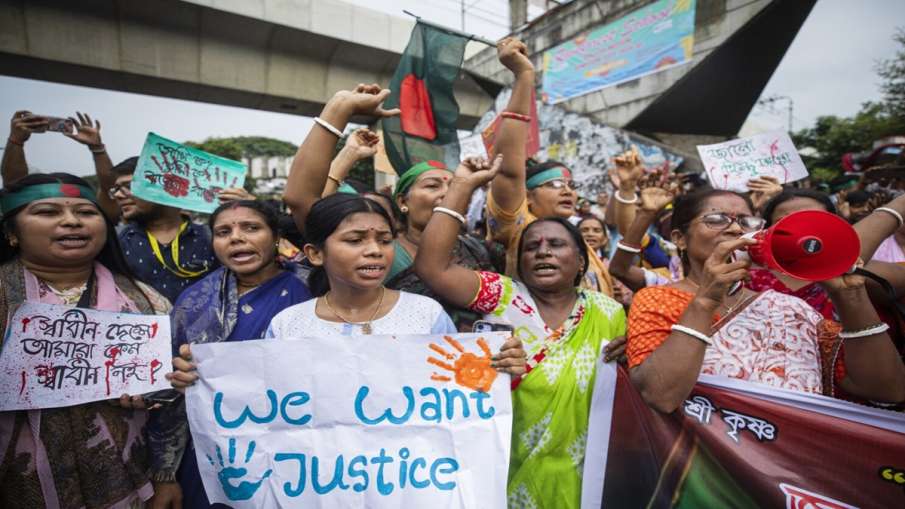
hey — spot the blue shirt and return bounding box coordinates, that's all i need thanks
[118,221,219,304]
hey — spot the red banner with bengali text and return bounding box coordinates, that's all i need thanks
[582,364,905,508]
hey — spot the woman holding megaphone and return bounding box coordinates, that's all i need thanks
[626,189,905,414]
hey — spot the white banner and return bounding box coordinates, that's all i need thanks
[0,302,172,410]
[697,131,809,192]
[186,333,513,508]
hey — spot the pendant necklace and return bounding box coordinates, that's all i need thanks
[323,287,386,334]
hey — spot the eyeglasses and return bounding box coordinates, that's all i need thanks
[108,183,132,199]
[694,213,765,232]
[539,179,577,191]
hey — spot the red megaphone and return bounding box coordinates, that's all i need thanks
[747,210,860,281]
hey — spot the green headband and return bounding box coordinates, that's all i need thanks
[0,183,97,218]
[394,160,451,198]
[337,182,359,195]
[526,167,571,189]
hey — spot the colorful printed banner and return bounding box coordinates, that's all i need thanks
[541,0,696,104]
[697,131,809,192]
[133,132,247,213]
[186,333,513,508]
[581,366,905,508]
[0,302,172,411]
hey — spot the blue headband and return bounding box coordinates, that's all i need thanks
[0,183,97,218]
[526,167,570,189]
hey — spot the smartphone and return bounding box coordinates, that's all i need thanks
[472,320,514,333]
[43,116,73,134]
[143,389,183,406]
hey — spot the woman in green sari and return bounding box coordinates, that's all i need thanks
[414,156,627,508]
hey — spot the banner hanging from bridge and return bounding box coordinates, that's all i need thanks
[541,0,697,104]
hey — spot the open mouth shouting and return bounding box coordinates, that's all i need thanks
[228,249,259,265]
[356,264,386,280]
[532,262,559,276]
[55,234,92,249]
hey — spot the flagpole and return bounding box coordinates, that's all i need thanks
[402,10,497,47]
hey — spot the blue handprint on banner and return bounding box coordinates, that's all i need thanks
[206,438,272,501]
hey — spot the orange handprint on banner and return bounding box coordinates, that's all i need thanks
[427,336,498,392]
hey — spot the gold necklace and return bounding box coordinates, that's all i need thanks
[322,287,386,334]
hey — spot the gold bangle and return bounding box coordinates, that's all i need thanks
[327,175,343,186]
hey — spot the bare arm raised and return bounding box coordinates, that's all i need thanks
[283,84,399,233]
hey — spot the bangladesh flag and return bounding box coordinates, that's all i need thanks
[382,22,469,173]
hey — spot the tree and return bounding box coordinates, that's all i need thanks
[791,28,905,182]
[877,28,905,119]
[183,136,296,161]
[184,138,243,160]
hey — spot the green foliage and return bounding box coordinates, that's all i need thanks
[877,29,905,119]
[184,136,296,161]
[791,28,905,181]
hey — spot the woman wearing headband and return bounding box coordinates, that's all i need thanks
[282,84,493,330]
[485,38,614,296]
[0,173,170,508]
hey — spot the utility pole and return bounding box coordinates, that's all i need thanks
[461,0,465,31]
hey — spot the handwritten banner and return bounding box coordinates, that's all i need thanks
[133,132,247,213]
[0,302,172,411]
[186,333,512,508]
[541,0,696,104]
[697,131,809,192]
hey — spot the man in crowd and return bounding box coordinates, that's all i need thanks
[1,111,229,303]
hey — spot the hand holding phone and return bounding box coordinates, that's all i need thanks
[44,116,74,134]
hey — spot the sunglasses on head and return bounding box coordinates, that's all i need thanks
[694,212,765,232]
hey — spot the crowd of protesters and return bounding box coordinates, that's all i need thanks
[1,37,904,509]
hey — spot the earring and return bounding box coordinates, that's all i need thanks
[400,206,409,214]
[8,237,17,247]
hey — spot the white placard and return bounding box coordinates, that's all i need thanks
[697,131,809,192]
[0,302,172,410]
[186,333,512,508]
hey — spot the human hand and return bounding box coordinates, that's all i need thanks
[64,111,103,148]
[149,481,183,509]
[9,111,49,144]
[166,344,198,393]
[612,145,644,191]
[693,237,756,309]
[342,127,379,160]
[603,336,626,363]
[497,37,534,75]
[819,258,866,295]
[218,187,255,203]
[453,154,503,190]
[492,337,526,376]
[638,167,678,213]
[747,176,782,211]
[332,83,401,118]
[109,393,148,409]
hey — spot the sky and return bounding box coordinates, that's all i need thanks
[0,0,902,177]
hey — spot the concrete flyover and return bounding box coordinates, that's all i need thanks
[465,0,817,150]
[0,0,500,128]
